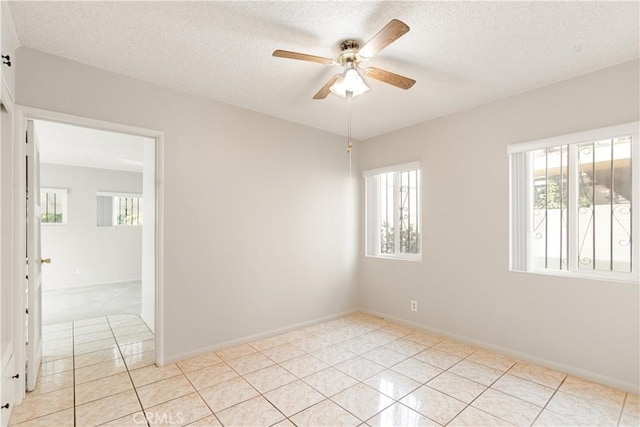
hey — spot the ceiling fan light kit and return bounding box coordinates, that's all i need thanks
[329,65,369,98]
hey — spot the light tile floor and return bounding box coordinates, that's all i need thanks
[10,312,640,427]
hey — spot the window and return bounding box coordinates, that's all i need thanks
[40,188,68,224]
[365,162,421,260]
[97,192,143,226]
[510,122,639,282]
[114,195,143,225]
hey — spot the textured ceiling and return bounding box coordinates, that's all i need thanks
[10,1,640,140]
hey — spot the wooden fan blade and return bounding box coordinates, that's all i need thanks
[313,75,341,99]
[273,50,335,65]
[358,19,410,59]
[364,67,416,90]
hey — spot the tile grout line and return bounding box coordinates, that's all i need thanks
[452,356,519,426]
[225,358,292,426]
[535,376,628,425]
[382,344,448,426]
[71,321,76,427]
[176,359,234,426]
[617,392,628,427]
[421,349,482,425]
[529,374,567,426]
[106,316,151,427]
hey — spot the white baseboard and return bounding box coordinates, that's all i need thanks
[162,309,359,365]
[43,279,141,291]
[360,308,639,393]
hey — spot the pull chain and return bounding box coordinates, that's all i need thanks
[347,90,353,176]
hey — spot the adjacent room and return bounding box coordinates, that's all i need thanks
[36,120,152,325]
[0,2,638,427]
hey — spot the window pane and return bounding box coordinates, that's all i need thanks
[578,138,632,273]
[399,169,420,254]
[379,172,394,254]
[97,195,113,226]
[40,189,66,223]
[114,195,143,226]
[612,137,632,272]
[531,145,568,270]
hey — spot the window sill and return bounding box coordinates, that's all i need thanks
[510,268,639,284]
[365,254,422,262]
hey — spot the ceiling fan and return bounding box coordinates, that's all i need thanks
[273,19,416,100]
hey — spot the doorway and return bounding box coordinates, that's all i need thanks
[35,120,152,325]
[16,109,163,398]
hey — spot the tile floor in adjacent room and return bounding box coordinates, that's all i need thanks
[9,312,640,427]
[42,281,141,325]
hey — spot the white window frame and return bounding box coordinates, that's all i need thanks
[509,122,639,283]
[97,191,143,227]
[40,188,68,225]
[364,161,422,261]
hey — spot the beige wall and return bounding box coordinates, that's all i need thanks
[357,60,640,390]
[16,47,359,361]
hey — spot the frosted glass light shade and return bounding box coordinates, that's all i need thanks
[330,68,369,97]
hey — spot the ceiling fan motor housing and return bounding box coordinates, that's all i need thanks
[338,39,361,65]
[340,39,360,51]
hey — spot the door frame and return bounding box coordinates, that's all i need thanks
[12,106,165,403]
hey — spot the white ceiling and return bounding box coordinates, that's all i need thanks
[10,2,640,140]
[35,120,146,173]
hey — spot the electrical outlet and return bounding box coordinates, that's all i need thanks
[410,300,418,312]
[75,267,81,275]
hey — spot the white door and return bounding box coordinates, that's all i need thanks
[0,92,16,424]
[25,120,42,391]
